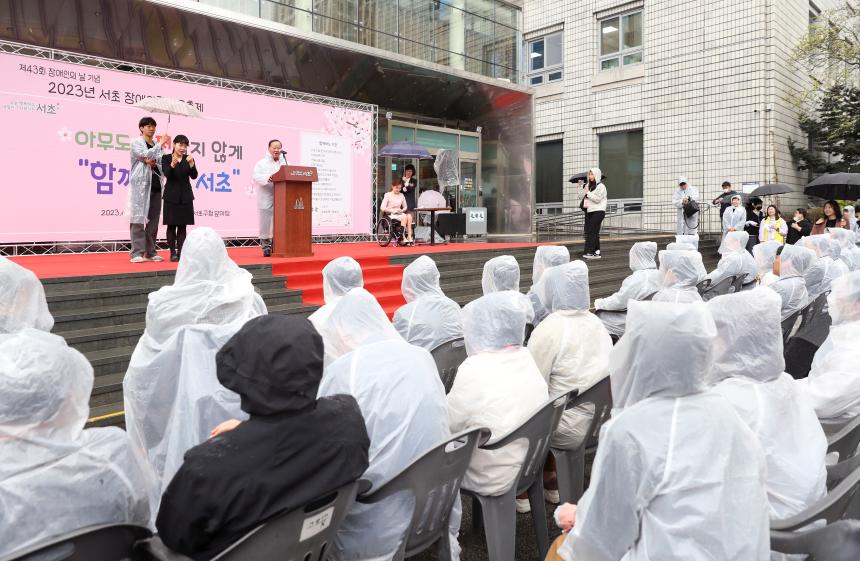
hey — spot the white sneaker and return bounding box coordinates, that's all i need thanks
[147,255,164,262]
[130,256,146,263]
[544,488,560,504]
[515,498,531,513]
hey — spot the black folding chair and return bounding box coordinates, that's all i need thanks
[430,338,467,394]
[771,519,860,561]
[785,292,832,378]
[699,275,737,301]
[828,415,860,463]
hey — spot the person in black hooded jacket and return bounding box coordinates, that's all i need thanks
[155,315,370,560]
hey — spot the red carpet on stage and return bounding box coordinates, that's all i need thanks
[10,241,538,316]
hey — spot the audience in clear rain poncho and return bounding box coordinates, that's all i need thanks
[526,245,571,326]
[156,315,370,560]
[593,242,661,338]
[480,254,535,322]
[753,240,782,287]
[316,288,459,561]
[798,235,847,301]
[706,289,827,559]
[123,227,267,502]
[705,230,757,287]
[831,228,860,271]
[551,301,770,561]
[0,257,154,558]
[652,249,706,303]
[797,271,860,423]
[768,244,814,320]
[393,256,463,351]
[528,262,611,452]
[308,256,364,332]
[447,291,548,508]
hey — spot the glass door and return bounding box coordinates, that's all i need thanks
[460,160,479,209]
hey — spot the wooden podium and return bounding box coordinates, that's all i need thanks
[271,165,317,257]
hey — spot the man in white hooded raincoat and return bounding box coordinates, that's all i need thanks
[317,288,460,561]
[393,256,463,351]
[753,240,782,287]
[528,262,611,449]
[593,242,661,338]
[252,140,286,256]
[652,249,706,303]
[308,256,364,332]
[707,289,827,557]
[556,300,770,561]
[705,231,757,286]
[796,271,860,422]
[769,244,815,320]
[672,177,700,235]
[526,245,571,325]
[0,259,155,557]
[123,227,267,500]
[447,291,549,496]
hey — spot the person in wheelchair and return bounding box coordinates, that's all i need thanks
[381,179,414,245]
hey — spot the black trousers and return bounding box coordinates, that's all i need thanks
[584,211,605,254]
[166,225,187,254]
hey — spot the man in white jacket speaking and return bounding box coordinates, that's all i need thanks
[252,140,287,257]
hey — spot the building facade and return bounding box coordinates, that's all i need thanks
[525,0,833,230]
[1,0,534,236]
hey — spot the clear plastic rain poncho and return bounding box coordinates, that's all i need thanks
[824,238,851,279]
[0,329,154,557]
[770,244,814,320]
[0,257,53,334]
[665,242,696,251]
[675,233,700,249]
[317,288,458,561]
[594,242,661,337]
[844,205,858,232]
[799,235,844,300]
[448,291,548,495]
[831,228,860,271]
[558,301,770,561]
[128,136,165,224]
[393,256,463,351]
[480,255,534,323]
[707,289,827,531]
[722,196,748,234]
[123,227,267,501]
[708,231,757,285]
[753,240,782,287]
[527,262,611,448]
[652,249,706,303]
[798,271,860,421]
[527,246,571,325]
[308,256,364,333]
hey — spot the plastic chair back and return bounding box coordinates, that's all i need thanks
[731,274,746,293]
[700,275,736,301]
[827,454,860,491]
[358,428,488,559]
[771,519,860,560]
[482,392,571,496]
[828,415,860,463]
[771,465,860,532]
[430,338,467,394]
[696,278,711,295]
[782,310,802,344]
[1,524,150,561]
[794,291,832,348]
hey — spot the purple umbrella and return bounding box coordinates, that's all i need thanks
[378,141,433,160]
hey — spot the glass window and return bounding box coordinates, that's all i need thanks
[535,141,563,204]
[416,129,458,150]
[460,135,480,153]
[464,12,494,63]
[262,1,313,31]
[599,10,643,71]
[390,125,416,143]
[598,130,643,200]
[199,0,261,17]
[493,23,518,74]
[526,31,562,85]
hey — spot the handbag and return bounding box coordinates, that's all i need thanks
[683,198,699,218]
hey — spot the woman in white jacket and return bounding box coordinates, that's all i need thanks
[448,291,548,499]
[392,256,462,351]
[707,289,827,554]
[593,241,661,337]
[579,168,607,259]
[555,301,769,561]
[797,271,860,422]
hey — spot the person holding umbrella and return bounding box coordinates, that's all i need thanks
[129,116,171,263]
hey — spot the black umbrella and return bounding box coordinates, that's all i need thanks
[750,183,793,197]
[568,171,606,183]
[804,173,860,200]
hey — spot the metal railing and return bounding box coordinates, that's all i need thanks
[534,202,719,238]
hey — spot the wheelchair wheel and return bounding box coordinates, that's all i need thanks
[376,217,392,247]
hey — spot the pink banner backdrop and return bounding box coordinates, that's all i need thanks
[0,53,373,243]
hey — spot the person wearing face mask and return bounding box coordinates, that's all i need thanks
[721,194,747,238]
[155,315,370,561]
[786,208,812,245]
[672,176,700,236]
[713,180,738,220]
[252,139,287,257]
[393,256,463,351]
[745,197,764,252]
[551,301,770,561]
[652,249,707,303]
[706,289,827,560]
[161,134,197,262]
